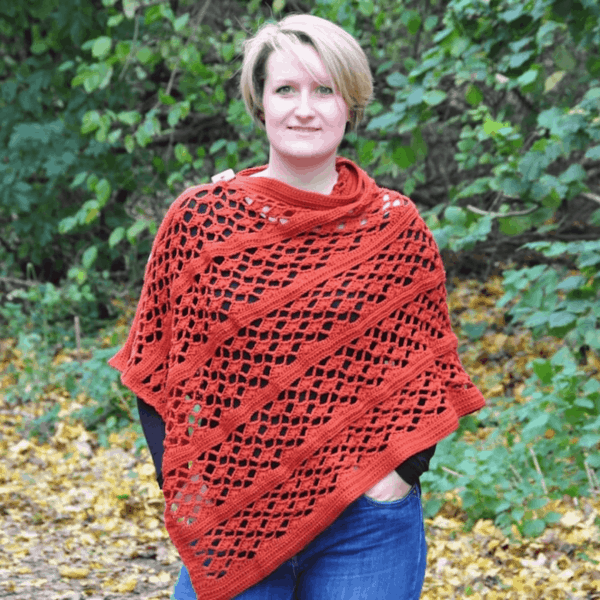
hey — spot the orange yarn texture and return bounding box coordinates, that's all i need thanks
[109,157,485,599]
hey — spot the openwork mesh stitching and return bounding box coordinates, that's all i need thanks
[110,163,485,600]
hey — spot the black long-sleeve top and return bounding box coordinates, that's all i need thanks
[137,396,436,490]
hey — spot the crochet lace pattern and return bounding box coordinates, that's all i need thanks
[109,157,485,600]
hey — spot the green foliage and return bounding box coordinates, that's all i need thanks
[3,0,600,536]
[424,238,600,538]
[424,347,600,538]
[499,240,600,351]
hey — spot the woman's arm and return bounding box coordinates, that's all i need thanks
[137,396,166,489]
[394,444,436,486]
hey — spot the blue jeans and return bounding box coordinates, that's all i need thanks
[172,482,427,600]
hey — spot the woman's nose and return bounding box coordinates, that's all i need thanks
[295,91,316,117]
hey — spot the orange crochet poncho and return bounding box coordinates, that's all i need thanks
[109,157,485,599]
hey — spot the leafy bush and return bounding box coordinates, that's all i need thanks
[499,240,600,354]
[424,346,599,538]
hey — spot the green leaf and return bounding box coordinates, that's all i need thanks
[498,215,532,236]
[465,84,483,106]
[81,110,101,134]
[548,311,577,328]
[366,112,403,131]
[556,275,585,291]
[82,246,98,269]
[209,139,227,154]
[127,219,150,243]
[482,118,504,136]
[522,519,546,538]
[71,172,88,188]
[222,43,235,63]
[583,87,600,101]
[538,107,563,130]
[175,143,192,164]
[272,0,285,12]
[517,69,538,86]
[159,89,176,105]
[559,164,586,184]
[500,7,523,22]
[92,36,112,59]
[174,13,190,31]
[544,71,565,92]
[457,177,490,198]
[58,216,78,234]
[109,226,125,248]
[585,145,600,160]
[423,90,446,106]
[509,51,532,69]
[462,322,487,341]
[107,14,124,27]
[423,15,438,32]
[124,134,135,153]
[118,111,141,126]
[358,0,375,15]
[444,206,467,226]
[403,12,422,35]
[95,179,111,206]
[533,360,553,384]
[554,47,576,71]
[578,434,600,448]
[136,47,154,64]
[406,86,424,106]
[391,146,415,168]
[386,72,408,87]
[518,152,544,181]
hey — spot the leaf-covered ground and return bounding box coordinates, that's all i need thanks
[1,277,599,599]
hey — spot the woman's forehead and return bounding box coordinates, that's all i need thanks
[266,46,331,82]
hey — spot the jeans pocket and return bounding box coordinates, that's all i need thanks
[362,482,417,507]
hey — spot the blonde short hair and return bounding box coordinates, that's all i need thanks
[240,14,373,133]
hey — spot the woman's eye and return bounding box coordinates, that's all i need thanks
[276,85,292,93]
[318,86,333,94]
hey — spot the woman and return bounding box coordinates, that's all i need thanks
[109,13,485,600]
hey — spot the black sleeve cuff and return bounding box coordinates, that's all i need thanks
[136,396,166,489]
[394,444,437,486]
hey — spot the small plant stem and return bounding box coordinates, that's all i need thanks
[509,463,523,482]
[442,466,463,477]
[74,316,82,365]
[584,458,599,498]
[116,391,134,421]
[528,447,548,496]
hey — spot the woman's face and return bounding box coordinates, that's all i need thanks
[261,44,349,168]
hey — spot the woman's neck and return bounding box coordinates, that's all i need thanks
[249,155,339,195]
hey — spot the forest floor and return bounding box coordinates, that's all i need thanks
[1,276,599,600]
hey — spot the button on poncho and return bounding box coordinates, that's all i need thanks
[109,157,485,600]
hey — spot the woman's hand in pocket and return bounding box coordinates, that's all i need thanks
[364,470,412,502]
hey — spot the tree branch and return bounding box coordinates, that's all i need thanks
[466,205,538,218]
[118,13,141,82]
[582,192,600,205]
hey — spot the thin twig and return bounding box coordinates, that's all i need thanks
[119,13,141,82]
[584,458,600,497]
[74,316,82,365]
[582,192,600,205]
[0,276,37,287]
[509,463,523,483]
[466,205,538,218]
[442,466,463,477]
[134,0,170,11]
[156,0,212,108]
[528,447,548,496]
[115,391,135,421]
